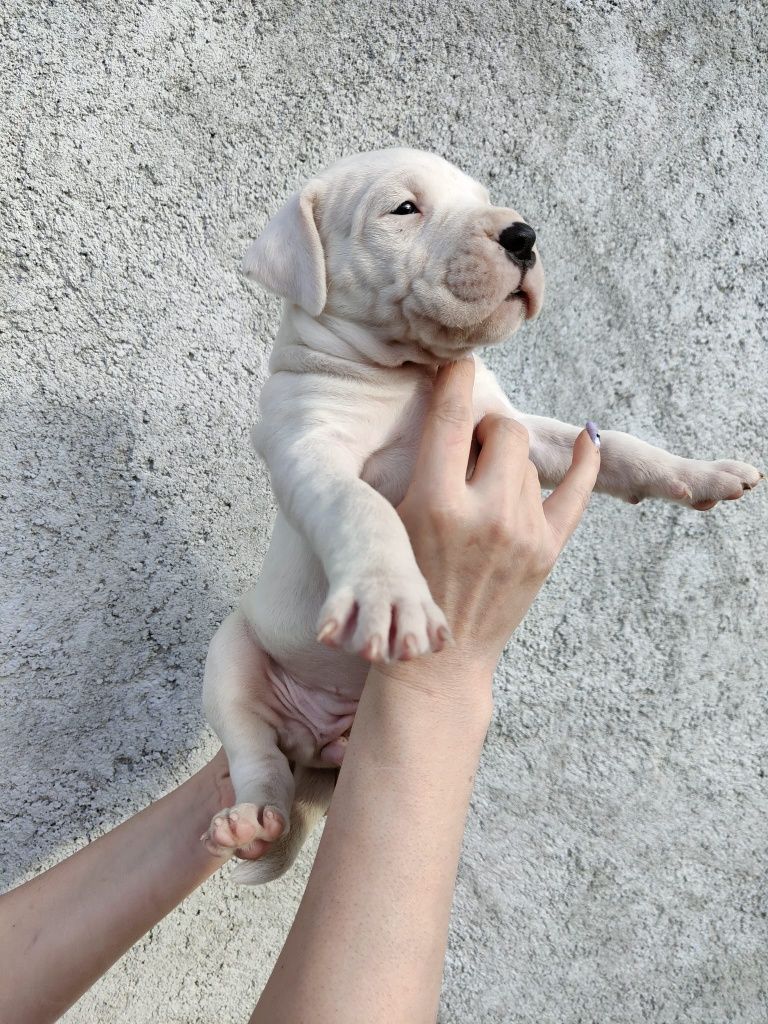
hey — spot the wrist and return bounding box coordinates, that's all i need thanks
[347,661,492,803]
[367,648,496,725]
[192,749,236,819]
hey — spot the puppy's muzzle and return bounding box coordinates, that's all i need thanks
[499,222,537,268]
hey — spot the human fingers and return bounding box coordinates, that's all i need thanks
[470,414,531,495]
[409,358,476,495]
[541,424,601,548]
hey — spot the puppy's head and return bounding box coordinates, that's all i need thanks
[244,148,544,361]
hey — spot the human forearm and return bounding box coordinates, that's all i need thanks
[252,362,599,1023]
[251,658,493,1024]
[0,753,231,1024]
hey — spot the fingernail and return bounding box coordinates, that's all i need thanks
[586,421,601,448]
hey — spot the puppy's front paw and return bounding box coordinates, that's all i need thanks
[202,802,287,858]
[629,457,763,510]
[316,572,451,662]
[708,459,763,493]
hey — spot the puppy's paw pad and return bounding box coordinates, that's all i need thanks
[202,802,287,857]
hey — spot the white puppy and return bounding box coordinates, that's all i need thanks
[202,148,761,884]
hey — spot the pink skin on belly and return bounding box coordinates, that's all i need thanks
[266,659,358,768]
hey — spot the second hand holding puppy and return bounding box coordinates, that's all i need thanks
[249,360,601,1024]
[387,356,602,703]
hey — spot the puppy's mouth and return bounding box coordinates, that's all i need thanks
[504,287,530,318]
[503,268,543,321]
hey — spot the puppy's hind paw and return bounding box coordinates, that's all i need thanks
[202,802,287,859]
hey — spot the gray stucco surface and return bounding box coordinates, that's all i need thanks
[2,1,766,1021]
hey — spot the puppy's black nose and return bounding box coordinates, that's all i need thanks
[499,222,537,263]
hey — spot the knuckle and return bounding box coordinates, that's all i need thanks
[516,533,540,561]
[478,509,555,578]
[434,399,471,428]
[489,415,529,445]
[426,501,460,534]
[536,544,557,573]
[426,505,449,532]
[524,551,552,582]
[484,512,515,547]
[572,483,592,515]
[517,529,551,573]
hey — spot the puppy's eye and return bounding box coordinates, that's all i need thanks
[390,201,420,215]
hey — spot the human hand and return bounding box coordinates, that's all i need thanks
[391,358,601,693]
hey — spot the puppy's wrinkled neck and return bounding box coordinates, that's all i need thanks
[268,305,438,377]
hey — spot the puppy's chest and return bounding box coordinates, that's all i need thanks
[361,438,421,505]
[360,391,428,505]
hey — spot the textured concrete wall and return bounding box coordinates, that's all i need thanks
[2,2,766,1021]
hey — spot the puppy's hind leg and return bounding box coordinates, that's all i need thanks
[202,611,295,866]
[232,763,337,885]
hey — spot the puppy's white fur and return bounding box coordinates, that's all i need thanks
[202,148,761,883]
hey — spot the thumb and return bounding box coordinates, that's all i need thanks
[541,423,601,547]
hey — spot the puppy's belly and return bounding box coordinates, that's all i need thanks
[265,658,358,765]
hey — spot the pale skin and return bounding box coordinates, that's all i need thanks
[0,359,601,1024]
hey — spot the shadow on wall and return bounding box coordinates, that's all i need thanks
[0,390,238,890]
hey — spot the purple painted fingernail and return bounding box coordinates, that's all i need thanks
[586,421,601,448]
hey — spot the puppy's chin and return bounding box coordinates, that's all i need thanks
[416,295,530,362]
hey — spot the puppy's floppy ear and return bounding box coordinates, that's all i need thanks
[242,179,326,316]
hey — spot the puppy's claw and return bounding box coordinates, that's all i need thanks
[437,625,453,645]
[322,578,448,661]
[261,806,288,840]
[363,634,383,661]
[317,620,339,644]
[678,483,693,502]
[401,633,418,660]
